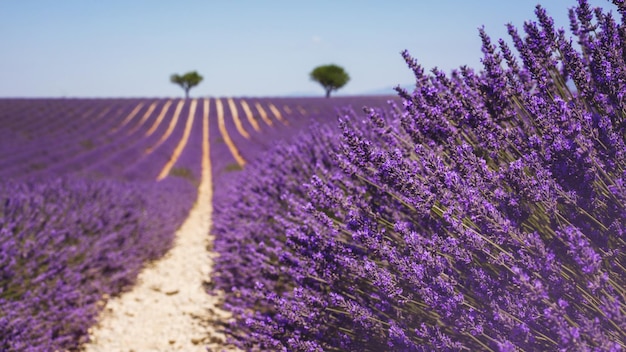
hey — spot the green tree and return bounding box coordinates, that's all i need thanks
[170,71,203,99]
[310,64,350,98]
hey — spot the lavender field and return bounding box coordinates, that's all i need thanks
[0,95,392,350]
[2,0,626,351]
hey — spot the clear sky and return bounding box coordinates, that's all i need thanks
[0,0,613,98]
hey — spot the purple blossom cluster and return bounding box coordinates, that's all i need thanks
[210,1,626,350]
[0,176,194,351]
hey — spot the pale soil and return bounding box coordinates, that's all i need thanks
[157,100,198,180]
[226,98,250,139]
[83,185,236,352]
[83,106,239,352]
[215,98,246,167]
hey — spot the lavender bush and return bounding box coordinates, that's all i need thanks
[0,176,194,351]
[211,1,626,350]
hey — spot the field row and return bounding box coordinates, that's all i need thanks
[0,96,393,184]
[0,98,284,182]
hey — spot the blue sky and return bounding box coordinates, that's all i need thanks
[0,0,613,98]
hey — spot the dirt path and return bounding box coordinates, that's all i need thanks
[215,98,246,167]
[84,101,236,352]
[157,99,198,180]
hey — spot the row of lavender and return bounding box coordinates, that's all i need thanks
[210,1,626,350]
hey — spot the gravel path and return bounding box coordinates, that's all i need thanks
[84,108,237,352]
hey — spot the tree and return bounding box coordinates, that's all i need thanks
[170,71,203,99]
[310,64,350,98]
